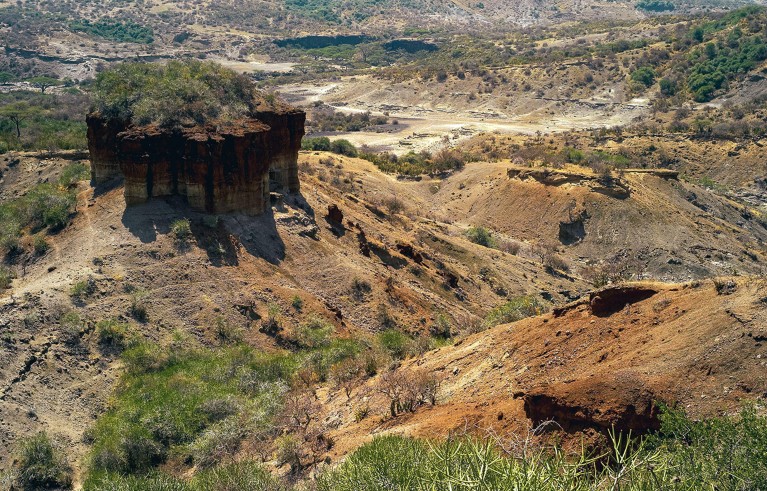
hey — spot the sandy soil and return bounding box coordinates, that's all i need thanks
[279,77,650,155]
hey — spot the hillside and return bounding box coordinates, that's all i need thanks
[1,147,765,484]
[322,277,767,456]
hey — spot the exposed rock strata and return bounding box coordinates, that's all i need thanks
[87,109,305,215]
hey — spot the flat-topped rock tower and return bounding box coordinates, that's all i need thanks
[86,60,305,215]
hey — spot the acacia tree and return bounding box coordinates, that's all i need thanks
[27,76,61,94]
[0,102,34,139]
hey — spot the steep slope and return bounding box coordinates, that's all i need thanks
[1,150,765,475]
[323,278,767,456]
[0,151,582,471]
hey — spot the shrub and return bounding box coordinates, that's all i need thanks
[0,266,13,289]
[59,162,90,188]
[170,218,192,248]
[465,226,496,248]
[301,136,331,151]
[329,139,358,157]
[485,295,545,327]
[92,60,274,128]
[631,66,656,87]
[429,313,452,339]
[129,289,149,322]
[86,347,297,481]
[14,432,72,491]
[59,311,84,347]
[96,319,131,352]
[32,234,49,255]
[70,280,91,300]
[295,316,333,349]
[190,418,244,469]
[291,295,303,311]
[351,277,372,301]
[377,329,411,360]
[214,317,242,344]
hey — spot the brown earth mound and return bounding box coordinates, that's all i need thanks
[324,279,767,455]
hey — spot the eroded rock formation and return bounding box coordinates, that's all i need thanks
[87,108,305,215]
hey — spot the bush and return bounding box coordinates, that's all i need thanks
[465,226,496,248]
[301,136,331,151]
[377,329,411,360]
[631,66,656,87]
[33,234,49,255]
[129,289,149,322]
[70,279,92,300]
[295,316,333,349]
[0,266,13,289]
[351,277,372,301]
[96,319,131,352]
[93,60,275,128]
[14,432,72,490]
[329,139,358,157]
[170,219,192,247]
[86,347,297,480]
[59,162,90,188]
[485,295,545,327]
[291,295,303,311]
[70,18,154,44]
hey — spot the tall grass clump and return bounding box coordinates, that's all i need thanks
[484,295,545,327]
[13,432,73,491]
[317,405,767,491]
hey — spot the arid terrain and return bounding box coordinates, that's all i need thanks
[1,0,767,489]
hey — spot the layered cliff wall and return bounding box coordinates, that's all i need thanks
[87,109,305,215]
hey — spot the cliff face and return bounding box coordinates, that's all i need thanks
[87,109,306,215]
[86,114,126,184]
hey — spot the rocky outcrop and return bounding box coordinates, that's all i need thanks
[507,166,630,199]
[523,382,661,433]
[87,108,305,215]
[589,285,658,316]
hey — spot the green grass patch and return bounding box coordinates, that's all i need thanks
[485,295,545,327]
[85,345,297,480]
[317,405,767,490]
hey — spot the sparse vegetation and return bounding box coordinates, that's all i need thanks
[0,165,83,258]
[0,266,13,289]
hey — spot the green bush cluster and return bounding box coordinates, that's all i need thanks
[687,33,767,102]
[361,148,469,176]
[92,60,273,127]
[636,0,674,12]
[70,18,154,44]
[0,91,88,153]
[485,295,545,327]
[465,226,496,248]
[308,105,387,132]
[85,345,296,481]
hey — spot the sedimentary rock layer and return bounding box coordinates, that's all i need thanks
[87,109,306,215]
